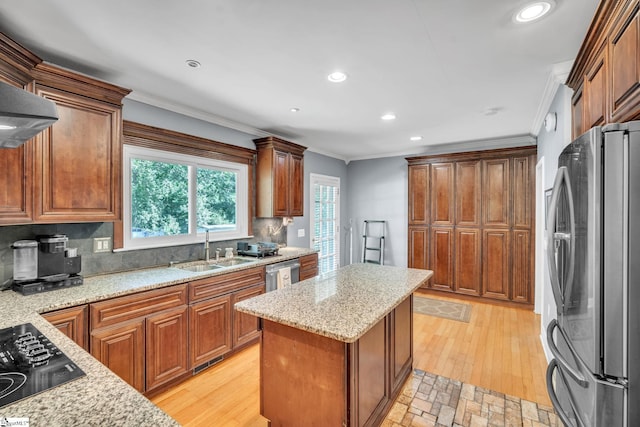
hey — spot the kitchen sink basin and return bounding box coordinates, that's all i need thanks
[178,264,225,272]
[173,257,257,272]
[215,258,256,267]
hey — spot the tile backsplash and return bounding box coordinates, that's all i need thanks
[0,218,287,283]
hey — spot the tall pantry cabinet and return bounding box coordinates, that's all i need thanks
[407,146,536,305]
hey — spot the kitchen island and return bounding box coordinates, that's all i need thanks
[235,263,432,427]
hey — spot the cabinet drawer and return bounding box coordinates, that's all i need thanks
[189,266,265,303]
[299,253,318,281]
[91,284,188,329]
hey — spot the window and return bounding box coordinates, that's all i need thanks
[122,145,248,250]
[310,174,340,274]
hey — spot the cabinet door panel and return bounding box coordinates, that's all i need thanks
[355,318,388,426]
[391,297,412,393]
[146,306,189,391]
[430,227,454,291]
[408,226,429,271]
[572,88,584,138]
[190,294,232,367]
[482,230,510,300]
[611,7,640,122]
[273,150,289,217]
[289,153,304,216]
[91,320,145,392]
[408,164,429,225]
[512,156,533,228]
[512,230,532,303]
[483,159,510,227]
[34,86,121,222]
[431,163,454,225]
[584,44,607,129]
[455,161,481,226]
[455,228,481,296]
[299,253,319,281]
[232,285,265,349]
[42,305,88,351]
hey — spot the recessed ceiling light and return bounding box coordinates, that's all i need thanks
[514,1,554,23]
[410,136,423,141]
[185,59,201,68]
[327,71,348,83]
[0,124,17,130]
[483,107,501,116]
[290,107,300,113]
[381,113,396,121]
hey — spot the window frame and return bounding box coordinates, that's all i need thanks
[121,144,249,251]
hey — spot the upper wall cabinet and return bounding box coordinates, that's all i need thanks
[568,0,640,136]
[0,33,130,225]
[31,64,130,223]
[254,136,306,218]
[0,34,39,225]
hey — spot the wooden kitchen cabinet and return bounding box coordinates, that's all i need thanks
[254,136,306,217]
[408,164,429,225]
[188,266,265,369]
[190,294,232,367]
[0,34,38,225]
[232,284,265,348]
[146,305,189,391]
[31,63,130,223]
[90,284,189,394]
[299,252,319,281]
[407,147,536,306]
[42,305,89,351]
[568,0,640,136]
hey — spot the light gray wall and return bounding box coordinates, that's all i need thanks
[345,156,408,267]
[286,151,349,265]
[536,84,573,360]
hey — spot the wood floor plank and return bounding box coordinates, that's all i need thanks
[152,291,552,425]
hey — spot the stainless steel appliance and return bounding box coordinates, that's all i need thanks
[0,323,85,408]
[265,259,300,292]
[11,234,83,295]
[545,121,639,426]
[237,241,280,258]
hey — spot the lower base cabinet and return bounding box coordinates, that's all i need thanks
[146,306,190,391]
[299,253,319,280]
[190,294,232,367]
[42,305,89,351]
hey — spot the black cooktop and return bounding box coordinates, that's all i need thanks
[0,323,85,408]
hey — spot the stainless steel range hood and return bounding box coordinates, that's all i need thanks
[0,81,58,148]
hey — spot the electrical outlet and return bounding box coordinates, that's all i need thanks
[297,228,305,238]
[93,237,112,253]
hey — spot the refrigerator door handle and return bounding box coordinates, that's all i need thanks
[546,319,589,387]
[546,166,576,311]
[547,359,587,427]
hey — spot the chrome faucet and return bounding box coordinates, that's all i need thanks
[204,230,210,261]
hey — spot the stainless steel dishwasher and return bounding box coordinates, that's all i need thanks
[265,259,300,292]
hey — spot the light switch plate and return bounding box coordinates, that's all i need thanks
[297,229,305,237]
[93,237,112,253]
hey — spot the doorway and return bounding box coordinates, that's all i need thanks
[310,174,340,274]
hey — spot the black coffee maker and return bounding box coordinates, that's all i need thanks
[12,234,83,295]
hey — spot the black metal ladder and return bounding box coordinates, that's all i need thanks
[361,220,385,265]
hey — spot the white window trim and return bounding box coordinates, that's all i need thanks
[121,144,249,251]
[310,173,341,274]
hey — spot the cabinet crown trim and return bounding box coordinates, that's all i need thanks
[406,145,537,165]
[253,136,307,156]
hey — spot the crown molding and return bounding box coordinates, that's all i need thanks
[530,60,573,136]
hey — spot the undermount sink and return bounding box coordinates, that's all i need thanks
[173,257,257,272]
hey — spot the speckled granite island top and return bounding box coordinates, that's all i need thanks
[0,246,316,426]
[234,263,433,343]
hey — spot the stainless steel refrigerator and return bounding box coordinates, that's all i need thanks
[546,121,639,426]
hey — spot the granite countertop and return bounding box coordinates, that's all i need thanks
[235,263,433,343]
[0,246,316,425]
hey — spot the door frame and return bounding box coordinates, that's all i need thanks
[309,173,341,274]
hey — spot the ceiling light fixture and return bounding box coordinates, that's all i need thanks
[327,71,348,83]
[290,107,300,113]
[514,1,554,23]
[185,59,201,68]
[381,113,396,121]
[410,136,423,141]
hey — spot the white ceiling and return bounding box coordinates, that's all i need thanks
[0,0,598,161]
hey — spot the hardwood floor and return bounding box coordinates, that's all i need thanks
[151,291,551,425]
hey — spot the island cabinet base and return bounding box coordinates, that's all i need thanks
[261,296,413,427]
